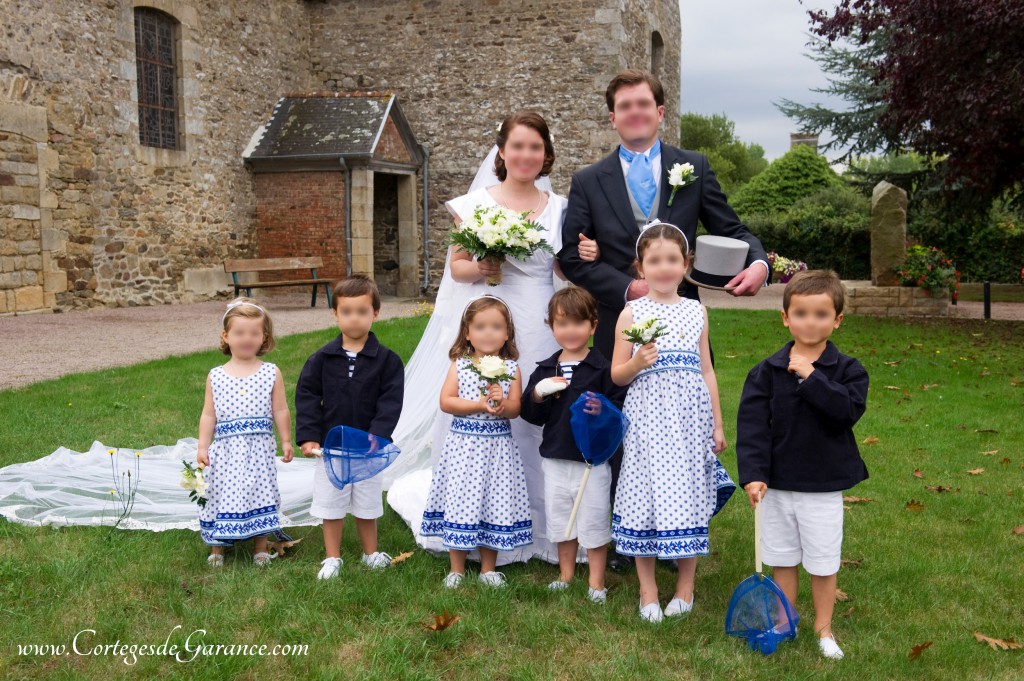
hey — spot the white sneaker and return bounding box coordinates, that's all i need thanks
[443,571,464,589]
[361,552,392,570]
[207,554,224,568]
[478,571,507,587]
[588,587,607,604]
[819,635,844,660]
[664,595,694,617]
[317,557,342,580]
[639,601,664,623]
[548,580,570,591]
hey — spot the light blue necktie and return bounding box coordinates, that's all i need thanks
[619,140,660,218]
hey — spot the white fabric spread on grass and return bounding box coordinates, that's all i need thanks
[0,439,320,530]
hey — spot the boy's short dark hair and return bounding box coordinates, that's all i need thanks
[546,286,599,326]
[783,269,845,315]
[332,274,381,312]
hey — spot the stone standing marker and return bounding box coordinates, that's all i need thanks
[870,181,908,286]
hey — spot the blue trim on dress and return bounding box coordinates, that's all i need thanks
[420,511,533,550]
[635,350,702,378]
[610,515,711,558]
[449,416,512,437]
[200,503,282,544]
[214,416,274,440]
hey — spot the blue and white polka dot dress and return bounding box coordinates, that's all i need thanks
[420,357,533,551]
[612,297,736,559]
[199,362,283,546]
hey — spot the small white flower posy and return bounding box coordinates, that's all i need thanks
[667,162,698,206]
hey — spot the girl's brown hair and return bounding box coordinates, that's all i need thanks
[220,297,275,356]
[448,296,519,360]
[634,223,691,272]
[494,111,555,182]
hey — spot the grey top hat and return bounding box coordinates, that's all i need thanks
[685,235,750,291]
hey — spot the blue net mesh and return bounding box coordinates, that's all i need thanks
[569,392,629,466]
[725,573,799,654]
[320,426,401,490]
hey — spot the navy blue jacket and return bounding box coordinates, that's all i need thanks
[558,144,768,358]
[736,340,869,493]
[520,348,627,463]
[295,332,404,445]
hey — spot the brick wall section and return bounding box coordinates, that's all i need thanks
[254,172,347,283]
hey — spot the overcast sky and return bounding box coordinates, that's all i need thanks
[679,0,844,160]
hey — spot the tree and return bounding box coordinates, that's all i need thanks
[729,144,842,217]
[782,0,1024,202]
[679,112,768,194]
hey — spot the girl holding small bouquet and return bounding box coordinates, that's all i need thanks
[197,298,294,567]
[610,222,736,622]
[420,295,532,588]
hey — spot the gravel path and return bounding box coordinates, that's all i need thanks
[1,284,1019,391]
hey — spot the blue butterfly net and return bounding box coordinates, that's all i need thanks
[321,426,401,490]
[725,573,800,654]
[569,392,629,466]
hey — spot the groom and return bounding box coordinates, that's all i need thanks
[559,69,769,360]
[559,69,769,572]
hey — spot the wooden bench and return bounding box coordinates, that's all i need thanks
[223,257,333,308]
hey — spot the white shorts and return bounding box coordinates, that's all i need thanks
[542,457,612,549]
[761,489,844,576]
[310,457,383,520]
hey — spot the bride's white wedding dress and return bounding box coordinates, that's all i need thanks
[385,184,567,565]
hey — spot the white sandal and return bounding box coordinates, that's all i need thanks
[207,554,225,568]
[253,552,273,567]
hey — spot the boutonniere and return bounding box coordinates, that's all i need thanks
[667,162,698,206]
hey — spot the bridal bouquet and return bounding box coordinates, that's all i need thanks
[446,205,553,285]
[466,355,515,405]
[623,317,669,345]
[180,460,209,508]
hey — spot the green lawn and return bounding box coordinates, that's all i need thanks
[1,311,1022,680]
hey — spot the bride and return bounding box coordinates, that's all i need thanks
[384,111,598,565]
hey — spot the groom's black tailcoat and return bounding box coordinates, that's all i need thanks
[558,145,768,360]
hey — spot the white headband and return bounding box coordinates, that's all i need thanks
[635,219,690,258]
[463,293,510,314]
[222,301,268,324]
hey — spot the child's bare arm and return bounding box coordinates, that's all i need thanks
[197,375,216,466]
[271,366,294,462]
[439,362,491,416]
[500,367,523,419]
[699,306,726,453]
[611,306,655,386]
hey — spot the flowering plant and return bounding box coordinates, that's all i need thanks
[667,162,698,206]
[180,460,209,508]
[897,244,960,301]
[623,317,669,345]
[766,252,809,283]
[446,205,553,285]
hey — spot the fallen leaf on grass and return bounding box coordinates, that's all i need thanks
[267,537,303,558]
[967,468,985,475]
[389,551,415,565]
[884,385,902,390]
[973,632,1022,651]
[913,469,924,478]
[422,610,461,632]
[835,589,850,602]
[883,360,901,367]
[906,499,926,512]
[841,558,863,568]
[920,383,939,391]
[925,485,959,493]
[862,436,880,445]
[840,606,855,618]
[975,428,999,434]
[1010,377,1023,387]
[181,581,193,596]
[1000,458,1011,465]
[909,641,933,660]
[843,495,874,503]
[980,450,999,456]
[1012,525,1024,536]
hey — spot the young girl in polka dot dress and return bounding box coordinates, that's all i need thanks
[197,298,294,567]
[610,222,736,622]
[421,295,532,588]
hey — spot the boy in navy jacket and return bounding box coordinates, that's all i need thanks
[737,269,869,660]
[296,275,404,580]
[521,287,627,604]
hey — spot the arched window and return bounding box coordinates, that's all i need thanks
[651,30,665,78]
[134,7,180,149]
